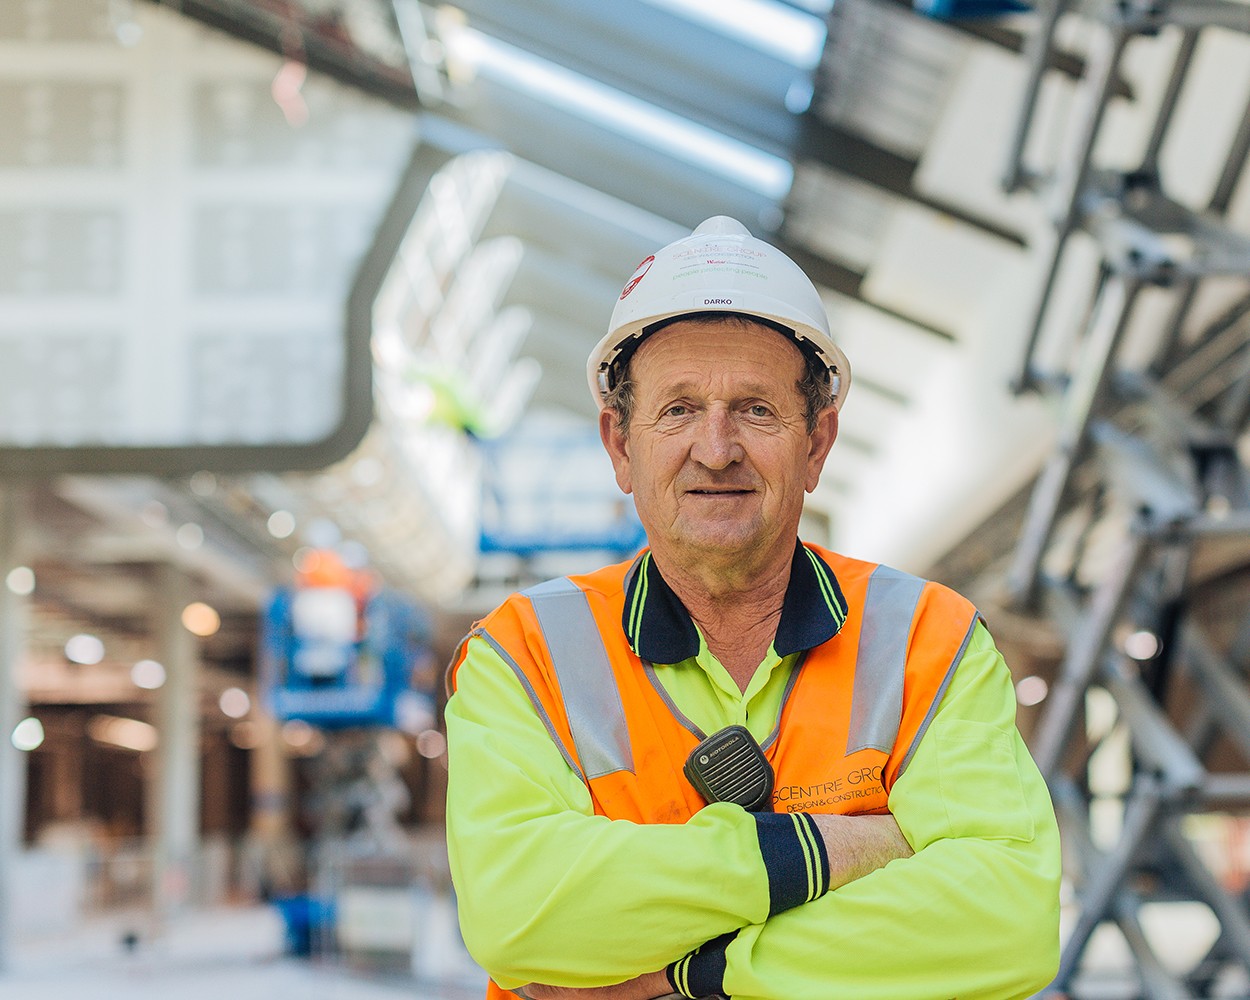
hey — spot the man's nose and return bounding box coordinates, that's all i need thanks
[691,409,744,469]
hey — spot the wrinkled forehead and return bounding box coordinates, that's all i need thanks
[632,315,807,377]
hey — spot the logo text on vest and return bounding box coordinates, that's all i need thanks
[772,765,884,812]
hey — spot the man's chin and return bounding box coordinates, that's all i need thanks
[672,520,767,558]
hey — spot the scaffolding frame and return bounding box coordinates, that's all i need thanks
[998,0,1250,993]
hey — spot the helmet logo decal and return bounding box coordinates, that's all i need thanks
[619,255,655,300]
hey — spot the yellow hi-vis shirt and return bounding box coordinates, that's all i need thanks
[446,617,1060,1000]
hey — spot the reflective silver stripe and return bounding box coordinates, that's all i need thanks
[846,566,925,755]
[525,577,634,779]
[478,630,585,784]
[897,614,981,778]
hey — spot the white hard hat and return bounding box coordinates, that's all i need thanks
[587,216,851,410]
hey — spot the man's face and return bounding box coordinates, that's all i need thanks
[600,319,838,571]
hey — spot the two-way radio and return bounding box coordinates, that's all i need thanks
[682,724,774,812]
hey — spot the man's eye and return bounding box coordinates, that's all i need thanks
[664,405,688,417]
[749,405,772,417]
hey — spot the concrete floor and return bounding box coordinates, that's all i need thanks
[6,896,1250,999]
[0,902,488,1000]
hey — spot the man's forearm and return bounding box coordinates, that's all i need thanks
[810,811,914,887]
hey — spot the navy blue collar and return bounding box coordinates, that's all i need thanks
[621,542,849,665]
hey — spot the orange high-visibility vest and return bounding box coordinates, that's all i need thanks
[449,544,979,999]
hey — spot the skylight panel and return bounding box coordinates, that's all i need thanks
[448,29,794,199]
[640,0,828,68]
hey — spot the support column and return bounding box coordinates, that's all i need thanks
[247,709,299,898]
[0,487,29,973]
[47,743,83,823]
[148,562,200,920]
[249,713,289,841]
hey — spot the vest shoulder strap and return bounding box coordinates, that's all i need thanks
[844,562,979,781]
[847,564,926,754]
[522,577,634,779]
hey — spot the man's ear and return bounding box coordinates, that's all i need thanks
[600,407,633,495]
[805,406,839,493]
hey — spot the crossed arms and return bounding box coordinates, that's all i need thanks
[445,624,1061,1000]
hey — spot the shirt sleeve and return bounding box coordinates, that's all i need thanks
[716,622,1062,1000]
[444,634,827,991]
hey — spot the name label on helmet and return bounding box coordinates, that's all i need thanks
[704,298,733,305]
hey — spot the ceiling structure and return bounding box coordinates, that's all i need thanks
[141,0,1065,577]
[3,0,1250,698]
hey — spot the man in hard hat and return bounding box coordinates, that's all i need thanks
[444,218,1061,999]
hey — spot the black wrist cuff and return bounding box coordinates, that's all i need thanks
[754,812,830,915]
[666,931,735,998]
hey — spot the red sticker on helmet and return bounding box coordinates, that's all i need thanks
[619,255,655,300]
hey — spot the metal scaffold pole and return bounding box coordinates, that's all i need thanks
[999,0,1250,992]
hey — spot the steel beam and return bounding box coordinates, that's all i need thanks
[879,0,1134,102]
[794,120,1027,247]
[1051,777,1167,991]
[1180,624,1250,763]
[1029,533,1149,776]
[778,242,958,342]
[1008,272,1143,602]
[1164,819,1250,972]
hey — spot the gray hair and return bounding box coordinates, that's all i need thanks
[603,314,834,434]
